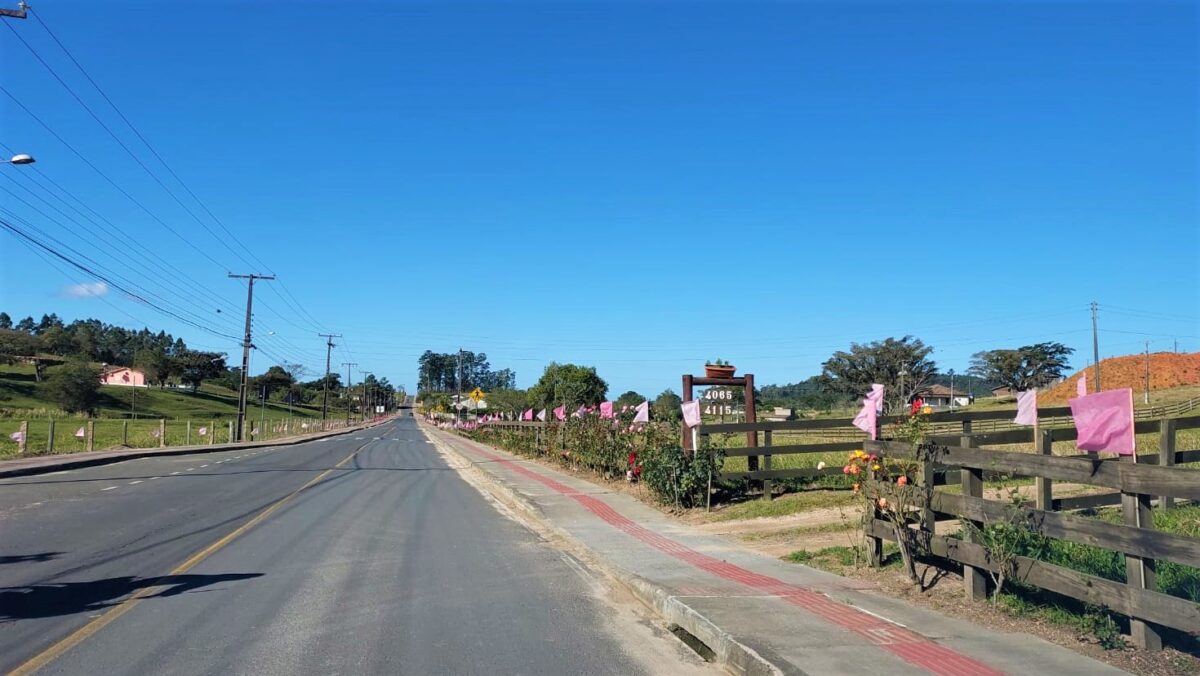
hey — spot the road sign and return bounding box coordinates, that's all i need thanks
[469,387,486,402]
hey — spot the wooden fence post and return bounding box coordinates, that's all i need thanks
[1121,453,1162,650]
[228,420,234,443]
[209,420,215,445]
[186,420,192,445]
[960,435,987,602]
[762,429,773,501]
[17,421,27,454]
[47,419,55,453]
[1159,419,1175,510]
[1035,429,1053,511]
[159,419,166,448]
[122,420,129,447]
[86,420,95,451]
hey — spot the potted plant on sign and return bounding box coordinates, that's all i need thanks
[704,359,736,379]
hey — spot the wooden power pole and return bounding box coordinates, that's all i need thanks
[229,273,274,442]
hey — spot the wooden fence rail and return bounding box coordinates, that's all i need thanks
[862,416,1200,650]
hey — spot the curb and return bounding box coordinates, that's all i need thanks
[421,422,786,676]
[0,418,396,479]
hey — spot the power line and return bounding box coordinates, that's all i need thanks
[2,19,260,271]
[0,215,241,341]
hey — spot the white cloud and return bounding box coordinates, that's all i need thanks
[63,281,109,298]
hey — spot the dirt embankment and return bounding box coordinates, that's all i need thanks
[1040,352,1200,404]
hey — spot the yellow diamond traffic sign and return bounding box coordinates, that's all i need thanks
[469,387,486,402]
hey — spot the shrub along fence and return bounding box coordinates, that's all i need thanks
[465,417,721,508]
[861,415,1200,651]
[1,416,355,459]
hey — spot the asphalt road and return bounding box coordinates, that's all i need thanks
[0,415,706,675]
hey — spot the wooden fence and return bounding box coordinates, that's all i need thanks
[861,415,1200,650]
[699,403,1200,499]
[1,416,357,457]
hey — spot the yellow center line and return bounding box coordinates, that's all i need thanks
[8,442,371,676]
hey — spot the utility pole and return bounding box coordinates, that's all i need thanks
[1144,341,1151,405]
[0,1,29,20]
[1090,301,1101,393]
[342,362,357,425]
[319,333,341,427]
[229,273,274,441]
[457,348,464,422]
[362,372,374,421]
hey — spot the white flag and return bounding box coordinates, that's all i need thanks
[74,426,86,439]
[681,400,701,428]
[632,400,649,423]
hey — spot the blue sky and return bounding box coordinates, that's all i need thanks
[1,1,1196,396]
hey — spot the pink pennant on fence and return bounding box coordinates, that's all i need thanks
[74,426,86,439]
[681,400,701,428]
[554,406,566,421]
[599,401,614,419]
[1013,389,1038,426]
[632,400,649,423]
[198,426,208,436]
[536,408,547,421]
[1070,388,1135,455]
[573,405,587,418]
[852,384,884,440]
[1077,372,1087,397]
[151,429,161,438]
[9,431,24,443]
[522,408,533,421]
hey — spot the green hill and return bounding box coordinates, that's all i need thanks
[0,363,324,421]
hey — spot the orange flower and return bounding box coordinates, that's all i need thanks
[848,464,861,476]
[896,475,908,486]
[877,497,888,509]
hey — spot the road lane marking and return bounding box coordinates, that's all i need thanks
[9,441,372,676]
[101,486,117,491]
[148,477,160,480]
[128,481,142,485]
[169,472,180,475]
[199,464,208,468]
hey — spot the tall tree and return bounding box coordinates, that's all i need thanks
[527,363,608,409]
[820,336,937,414]
[133,347,172,387]
[652,389,682,422]
[174,350,226,392]
[615,390,645,408]
[41,360,101,414]
[968,343,1074,392]
[0,312,11,330]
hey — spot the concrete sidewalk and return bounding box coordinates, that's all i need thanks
[424,424,1125,676]
[0,417,394,478]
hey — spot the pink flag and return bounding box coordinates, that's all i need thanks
[681,400,701,428]
[1014,389,1038,426]
[523,408,534,421]
[1070,388,1135,455]
[151,429,161,438]
[74,426,86,439]
[9,431,23,443]
[198,426,208,436]
[554,406,566,421]
[867,383,885,413]
[852,384,884,440]
[1077,372,1087,397]
[536,408,547,421]
[599,401,614,419]
[632,400,649,423]
[573,405,587,418]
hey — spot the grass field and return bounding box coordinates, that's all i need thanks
[0,363,340,459]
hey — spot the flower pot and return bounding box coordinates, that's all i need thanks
[704,364,736,379]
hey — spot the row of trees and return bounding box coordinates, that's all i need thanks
[417,337,1075,420]
[417,350,515,393]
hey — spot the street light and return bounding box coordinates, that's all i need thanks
[2,153,35,165]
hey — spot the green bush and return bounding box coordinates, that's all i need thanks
[640,444,723,508]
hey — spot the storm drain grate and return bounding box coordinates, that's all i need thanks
[668,623,716,662]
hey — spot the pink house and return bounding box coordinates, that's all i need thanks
[100,366,148,387]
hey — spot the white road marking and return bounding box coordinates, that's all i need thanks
[46,470,70,476]
[128,480,143,485]
[200,464,209,468]
[148,476,160,480]
[186,468,195,471]
[170,471,181,475]
[102,486,117,491]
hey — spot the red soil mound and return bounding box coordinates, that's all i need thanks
[1040,352,1200,404]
